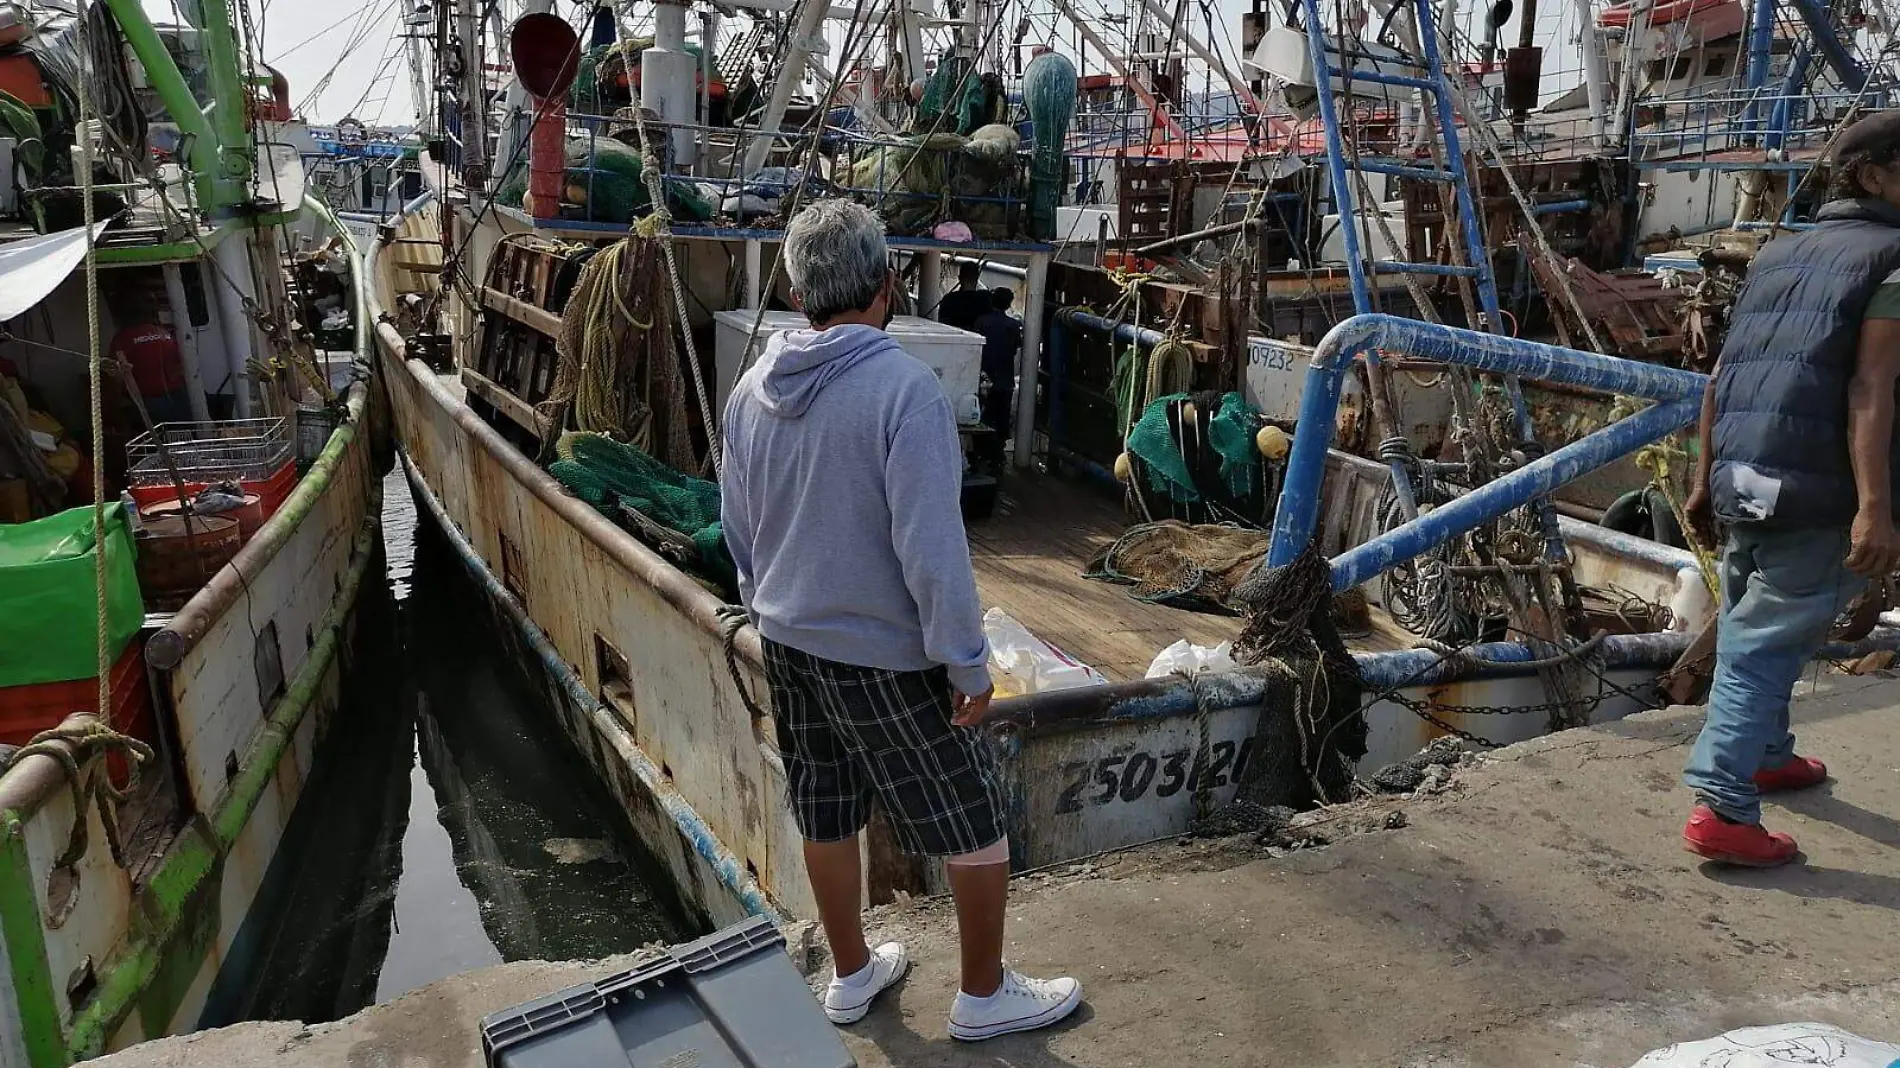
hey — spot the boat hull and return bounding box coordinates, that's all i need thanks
[0,380,389,1061]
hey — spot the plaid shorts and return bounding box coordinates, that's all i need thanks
[763,638,1007,857]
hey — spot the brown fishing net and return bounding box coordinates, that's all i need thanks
[1084,520,1269,612]
[541,237,699,473]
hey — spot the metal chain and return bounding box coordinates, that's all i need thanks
[1384,687,1619,750]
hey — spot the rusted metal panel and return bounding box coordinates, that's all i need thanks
[1522,236,1688,359]
[1243,336,1453,456]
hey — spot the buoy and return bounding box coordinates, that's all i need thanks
[1113,452,1133,482]
[1256,424,1290,460]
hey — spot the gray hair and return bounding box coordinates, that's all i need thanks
[783,199,889,323]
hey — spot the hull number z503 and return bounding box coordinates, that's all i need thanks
[1053,738,1257,815]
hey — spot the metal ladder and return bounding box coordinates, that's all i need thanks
[717,19,775,92]
[1297,0,1505,327]
[1296,0,1595,717]
[1296,0,1568,513]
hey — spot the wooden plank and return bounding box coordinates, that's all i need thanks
[461,366,548,439]
[481,286,563,339]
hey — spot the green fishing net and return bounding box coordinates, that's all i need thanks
[1125,392,1261,504]
[914,53,1004,135]
[568,40,711,115]
[494,136,713,223]
[548,432,735,590]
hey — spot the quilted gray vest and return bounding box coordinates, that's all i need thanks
[1712,198,1900,528]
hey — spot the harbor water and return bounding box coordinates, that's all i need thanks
[201,470,702,1027]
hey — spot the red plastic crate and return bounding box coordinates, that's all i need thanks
[127,459,297,520]
[0,640,156,788]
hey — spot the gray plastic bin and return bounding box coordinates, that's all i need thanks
[480,915,856,1068]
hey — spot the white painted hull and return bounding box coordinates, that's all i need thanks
[0,382,387,1061]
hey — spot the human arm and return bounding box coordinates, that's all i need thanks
[717,422,757,610]
[1844,318,1900,577]
[1682,362,1718,549]
[885,394,992,722]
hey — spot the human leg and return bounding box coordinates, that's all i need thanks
[803,836,868,976]
[945,843,1009,996]
[1683,527,1862,824]
[977,382,1013,472]
[819,664,1081,1038]
[763,641,881,984]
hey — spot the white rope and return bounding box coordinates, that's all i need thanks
[75,0,109,717]
[616,32,725,478]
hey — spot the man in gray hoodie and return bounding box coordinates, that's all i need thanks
[721,199,1082,1041]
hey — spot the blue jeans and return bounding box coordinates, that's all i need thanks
[1683,525,1864,823]
[143,387,194,425]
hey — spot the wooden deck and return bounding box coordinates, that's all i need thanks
[967,472,1414,681]
[967,473,1246,682]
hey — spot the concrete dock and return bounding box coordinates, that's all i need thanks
[98,672,1900,1067]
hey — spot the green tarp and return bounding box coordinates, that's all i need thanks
[0,504,143,689]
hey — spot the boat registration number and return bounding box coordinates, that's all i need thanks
[1052,737,1258,815]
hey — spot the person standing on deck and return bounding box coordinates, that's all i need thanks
[970,287,1022,473]
[937,260,990,332]
[1680,111,1900,867]
[720,200,1084,1039]
[107,284,193,425]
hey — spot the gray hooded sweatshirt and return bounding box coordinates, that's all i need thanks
[720,323,991,695]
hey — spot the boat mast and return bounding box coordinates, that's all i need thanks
[644,0,701,169]
[403,0,437,129]
[1576,0,1609,146]
[740,0,832,175]
[457,0,488,184]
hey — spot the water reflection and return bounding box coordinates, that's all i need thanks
[202,469,694,1026]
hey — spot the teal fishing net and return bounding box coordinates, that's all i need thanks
[1125,392,1261,504]
[548,432,735,590]
[495,137,714,223]
[914,53,1004,135]
[568,41,711,115]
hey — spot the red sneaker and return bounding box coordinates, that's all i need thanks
[1753,755,1827,793]
[1682,805,1799,867]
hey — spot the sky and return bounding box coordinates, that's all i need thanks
[143,0,424,126]
[156,0,1586,130]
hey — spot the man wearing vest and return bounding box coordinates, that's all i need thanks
[1681,111,1900,867]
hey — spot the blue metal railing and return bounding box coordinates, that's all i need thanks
[1264,314,1710,591]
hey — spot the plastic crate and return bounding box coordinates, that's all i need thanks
[0,639,153,788]
[127,459,298,519]
[126,418,292,491]
[481,916,854,1068]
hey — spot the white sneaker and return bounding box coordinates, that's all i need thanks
[822,942,910,1024]
[948,968,1083,1041]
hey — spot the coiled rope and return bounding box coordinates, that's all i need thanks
[0,722,153,872]
[715,605,769,722]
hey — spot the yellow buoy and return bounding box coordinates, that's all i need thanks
[1256,424,1290,460]
[1113,451,1133,482]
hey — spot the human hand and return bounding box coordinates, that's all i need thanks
[1845,507,1900,578]
[1683,481,1716,550]
[951,686,993,726]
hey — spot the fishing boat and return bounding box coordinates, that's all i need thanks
[366,0,1898,931]
[0,0,386,1058]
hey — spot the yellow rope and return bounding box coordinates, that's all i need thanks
[1633,435,1720,599]
[1145,338,1193,404]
